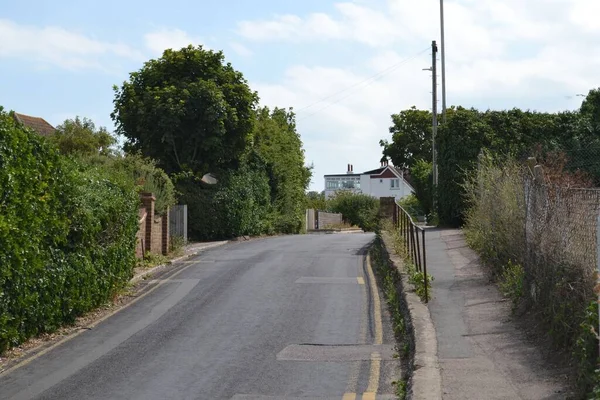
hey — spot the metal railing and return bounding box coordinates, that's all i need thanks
[393,202,429,303]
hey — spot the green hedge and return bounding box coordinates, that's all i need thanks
[327,191,380,232]
[176,164,273,241]
[0,110,138,352]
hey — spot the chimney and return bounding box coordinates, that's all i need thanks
[347,163,352,174]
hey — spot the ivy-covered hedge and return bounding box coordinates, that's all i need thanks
[176,164,273,241]
[0,109,138,352]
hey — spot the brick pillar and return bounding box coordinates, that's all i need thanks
[140,192,155,255]
[161,210,170,255]
[379,197,396,222]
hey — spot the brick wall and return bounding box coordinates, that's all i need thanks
[379,197,396,222]
[139,192,170,257]
[151,215,163,254]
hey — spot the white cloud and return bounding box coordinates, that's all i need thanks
[570,0,600,32]
[0,19,144,71]
[240,0,600,190]
[144,28,204,55]
[230,42,253,57]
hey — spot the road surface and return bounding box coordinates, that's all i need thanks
[0,233,400,400]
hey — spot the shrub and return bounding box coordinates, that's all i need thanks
[463,152,600,397]
[398,194,424,221]
[175,164,273,240]
[327,191,380,232]
[0,109,138,352]
[84,153,176,216]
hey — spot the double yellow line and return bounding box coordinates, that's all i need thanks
[344,254,384,399]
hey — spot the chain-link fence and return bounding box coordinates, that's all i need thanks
[465,155,600,394]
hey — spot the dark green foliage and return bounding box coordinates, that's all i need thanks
[408,160,432,217]
[253,107,311,234]
[50,116,117,156]
[112,45,258,176]
[385,92,600,226]
[398,194,424,221]
[0,109,138,352]
[176,157,272,240]
[381,107,432,169]
[573,301,600,397]
[306,191,326,211]
[88,154,176,215]
[327,191,380,232]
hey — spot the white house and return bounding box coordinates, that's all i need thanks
[324,162,414,200]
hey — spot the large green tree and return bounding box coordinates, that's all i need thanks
[380,107,432,169]
[253,106,311,232]
[51,117,116,156]
[111,45,258,176]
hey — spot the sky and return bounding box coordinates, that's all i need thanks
[1,0,599,191]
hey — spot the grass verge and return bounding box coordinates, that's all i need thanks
[370,235,412,399]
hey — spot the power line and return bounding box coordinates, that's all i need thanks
[296,47,430,121]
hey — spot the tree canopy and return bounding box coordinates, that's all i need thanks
[253,106,311,232]
[112,45,258,176]
[51,116,116,156]
[380,107,432,169]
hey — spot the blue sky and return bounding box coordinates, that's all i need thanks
[1,0,599,190]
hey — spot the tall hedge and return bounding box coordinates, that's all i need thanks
[176,158,272,240]
[0,109,138,352]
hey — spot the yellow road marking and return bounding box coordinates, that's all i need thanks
[357,277,365,285]
[342,393,357,400]
[366,352,382,394]
[365,254,383,396]
[2,260,199,376]
[366,255,383,344]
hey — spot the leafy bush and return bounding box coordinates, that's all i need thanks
[499,261,525,311]
[84,153,176,216]
[463,153,600,398]
[327,191,380,232]
[176,162,273,240]
[398,194,424,221]
[0,109,138,352]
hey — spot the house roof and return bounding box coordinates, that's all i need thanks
[13,112,56,137]
[324,173,361,178]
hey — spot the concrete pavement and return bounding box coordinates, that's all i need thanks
[426,229,571,399]
[0,234,400,400]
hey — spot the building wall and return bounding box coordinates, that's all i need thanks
[367,176,412,200]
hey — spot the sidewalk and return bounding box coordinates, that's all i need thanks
[426,229,571,400]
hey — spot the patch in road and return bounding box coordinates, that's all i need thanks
[231,395,397,399]
[295,277,364,284]
[276,344,396,362]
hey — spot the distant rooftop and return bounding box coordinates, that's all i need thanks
[13,112,56,137]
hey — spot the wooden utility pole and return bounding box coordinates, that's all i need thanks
[440,0,447,123]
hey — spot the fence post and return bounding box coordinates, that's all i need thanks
[415,225,422,272]
[597,211,600,358]
[405,213,409,251]
[423,228,428,303]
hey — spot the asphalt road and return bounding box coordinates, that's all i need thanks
[0,233,400,400]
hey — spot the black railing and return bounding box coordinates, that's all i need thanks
[393,203,429,302]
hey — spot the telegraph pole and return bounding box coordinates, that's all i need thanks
[440,0,447,123]
[432,40,438,188]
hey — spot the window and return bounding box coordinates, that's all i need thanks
[390,179,400,189]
